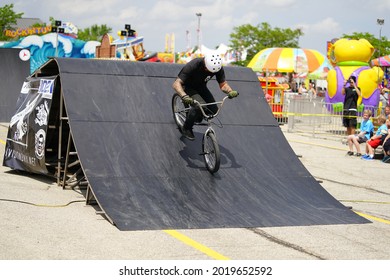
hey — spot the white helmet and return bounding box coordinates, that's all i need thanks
[204,52,222,73]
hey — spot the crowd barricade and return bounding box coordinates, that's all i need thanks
[268,93,379,141]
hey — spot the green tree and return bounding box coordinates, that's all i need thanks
[229,22,304,66]
[0,3,24,41]
[342,32,390,59]
[77,24,112,41]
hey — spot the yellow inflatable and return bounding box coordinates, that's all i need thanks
[326,38,383,107]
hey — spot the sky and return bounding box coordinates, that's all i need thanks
[7,0,390,55]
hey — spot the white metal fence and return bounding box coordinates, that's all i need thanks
[271,94,381,141]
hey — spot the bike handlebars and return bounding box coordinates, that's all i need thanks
[192,95,231,119]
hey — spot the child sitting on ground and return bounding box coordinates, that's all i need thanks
[380,115,390,163]
[361,115,388,160]
[346,109,374,156]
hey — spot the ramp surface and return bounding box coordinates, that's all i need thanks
[43,58,367,230]
[0,48,30,122]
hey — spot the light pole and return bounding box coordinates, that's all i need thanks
[377,18,385,89]
[377,18,384,57]
[196,13,202,52]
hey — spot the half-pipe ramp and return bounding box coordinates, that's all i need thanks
[15,58,370,230]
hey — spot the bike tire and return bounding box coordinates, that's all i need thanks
[202,130,220,174]
[171,93,188,131]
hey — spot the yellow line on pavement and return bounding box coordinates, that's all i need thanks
[340,199,390,205]
[0,138,5,145]
[163,230,230,260]
[354,211,390,225]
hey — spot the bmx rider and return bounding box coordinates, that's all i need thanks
[172,52,238,140]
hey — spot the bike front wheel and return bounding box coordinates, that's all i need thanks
[202,130,220,174]
[171,93,188,131]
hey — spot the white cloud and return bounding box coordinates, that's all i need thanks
[262,0,296,8]
[308,17,340,35]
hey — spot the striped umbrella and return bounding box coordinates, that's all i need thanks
[247,48,326,73]
[307,58,333,80]
[370,55,390,67]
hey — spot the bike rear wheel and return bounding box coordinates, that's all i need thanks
[172,93,188,131]
[202,130,220,173]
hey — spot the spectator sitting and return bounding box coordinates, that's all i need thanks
[346,110,374,156]
[382,134,390,163]
[361,115,388,160]
[380,115,390,163]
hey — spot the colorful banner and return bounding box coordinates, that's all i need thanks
[4,26,52,38]
[4,22,78,38]
[3,76,57,174]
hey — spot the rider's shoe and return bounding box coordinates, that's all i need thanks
[181,127,195,141]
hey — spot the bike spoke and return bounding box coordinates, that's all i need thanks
[204,137,216,168]
[172,93,188,129]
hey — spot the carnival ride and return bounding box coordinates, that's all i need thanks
[326,38,383,110]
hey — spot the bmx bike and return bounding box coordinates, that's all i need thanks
[172,93,233,174]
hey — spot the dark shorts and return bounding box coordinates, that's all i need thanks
[383,138,390,154]
[183,87,218,128]
[342,110,357,128]
[357,136,367,143]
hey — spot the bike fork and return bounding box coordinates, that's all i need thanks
[199,126,216,156]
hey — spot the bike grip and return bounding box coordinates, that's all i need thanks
[228,92,239,99]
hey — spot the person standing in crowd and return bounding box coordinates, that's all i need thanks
[384,105,390,118]
[298,83,307,95]
[342,76,361,136]
[307,83,317,99]
[379,87,389,112]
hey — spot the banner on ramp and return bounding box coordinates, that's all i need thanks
[3,76,57,174]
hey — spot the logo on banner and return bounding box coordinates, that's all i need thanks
[38,79,54,99]
[21,81,32,94]
[10,94,40,144]
[35,129,46,159]
[35,101,49,126]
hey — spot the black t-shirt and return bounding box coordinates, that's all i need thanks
[178,57,226,90]
[343,86,360,110]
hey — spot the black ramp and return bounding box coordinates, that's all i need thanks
[0,48,30,122]
[49,58,368,230]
